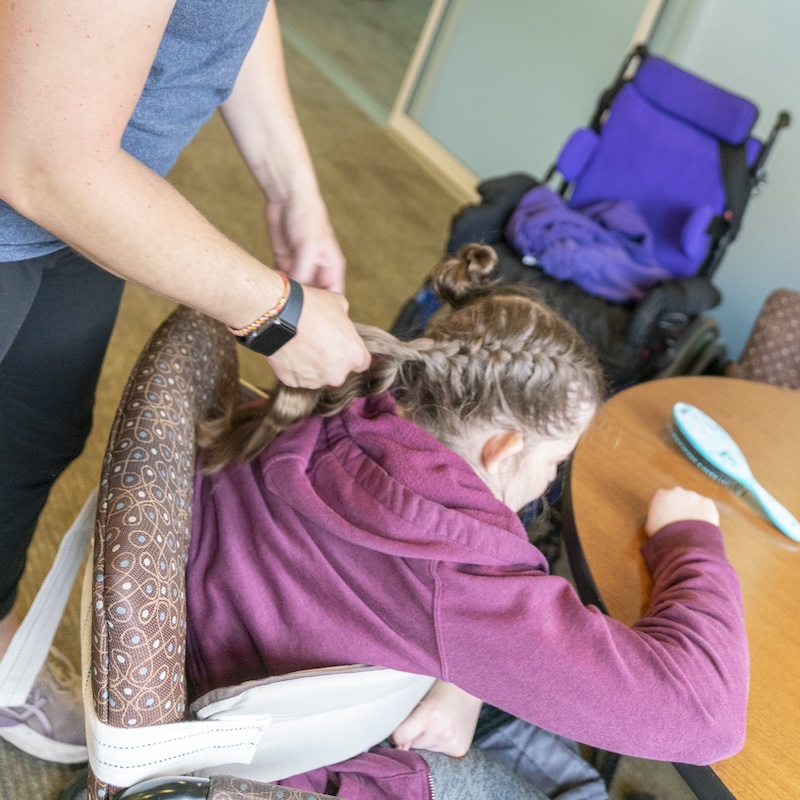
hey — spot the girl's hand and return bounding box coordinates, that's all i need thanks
[645,487,720,537]
[390,681,482,758]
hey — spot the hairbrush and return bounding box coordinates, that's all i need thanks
[670,402,800,542]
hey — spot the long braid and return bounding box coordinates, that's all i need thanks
[198,325,434,473]
[199,244,605,473]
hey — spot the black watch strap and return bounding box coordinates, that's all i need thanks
[236,278,304,356]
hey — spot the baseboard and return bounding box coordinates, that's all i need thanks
[387,112,480,204]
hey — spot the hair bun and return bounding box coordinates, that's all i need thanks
[431,244,498,308]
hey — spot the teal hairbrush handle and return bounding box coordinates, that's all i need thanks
[746,479,800,542]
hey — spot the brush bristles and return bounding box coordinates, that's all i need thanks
[669,424,746,496]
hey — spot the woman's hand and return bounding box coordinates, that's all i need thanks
[266,192,346,293]
[390,681,482,758]
[265,285,370,388]
[645,487,720,537]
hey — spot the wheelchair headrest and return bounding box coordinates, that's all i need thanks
[633,55,758,146]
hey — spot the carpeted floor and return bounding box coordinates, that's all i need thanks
[1,2,697,798]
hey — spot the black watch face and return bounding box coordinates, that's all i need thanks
[246,319,297,356]
[241,278,302,356]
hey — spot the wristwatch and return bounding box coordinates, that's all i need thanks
[235,278,304,356]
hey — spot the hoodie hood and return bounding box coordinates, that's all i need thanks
[260,393,545,571]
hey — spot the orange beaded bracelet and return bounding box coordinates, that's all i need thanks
[226,271,290,338]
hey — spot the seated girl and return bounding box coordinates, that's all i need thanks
[186,245,747,800]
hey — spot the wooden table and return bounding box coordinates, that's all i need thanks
[563,376,800,800]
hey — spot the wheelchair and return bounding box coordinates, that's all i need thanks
[391,45,790,391]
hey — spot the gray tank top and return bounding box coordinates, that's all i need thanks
[0,0,268,262]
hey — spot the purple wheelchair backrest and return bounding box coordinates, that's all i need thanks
[558,55,760,278]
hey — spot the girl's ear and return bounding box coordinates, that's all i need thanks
[481,430,524,475]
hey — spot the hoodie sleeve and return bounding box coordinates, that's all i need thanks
[434,519,748,765]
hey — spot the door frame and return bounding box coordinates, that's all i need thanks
[388,0,667,199]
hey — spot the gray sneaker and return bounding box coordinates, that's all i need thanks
[0,647,88,764]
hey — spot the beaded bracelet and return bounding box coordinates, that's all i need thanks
[226,270,290,338]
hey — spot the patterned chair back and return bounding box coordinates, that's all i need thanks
[84,306,341,800]
[733,289,800,391]
[88,306,238,799]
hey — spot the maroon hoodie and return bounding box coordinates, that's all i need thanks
[186,393,748,799]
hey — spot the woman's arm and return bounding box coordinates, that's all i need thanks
[220,1,345,294]
[0,0,368,388]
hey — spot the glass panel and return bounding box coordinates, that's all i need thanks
[403,0,655,179]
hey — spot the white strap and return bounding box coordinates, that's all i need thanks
[84,669,432,788]
[87,711,271,788]
[0,488,97,707]
[79,549,433,787]
[193,668,435,783]
[77,554,271,787]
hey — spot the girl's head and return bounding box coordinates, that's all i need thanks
[389,244,604,507]
[201,244,605,506]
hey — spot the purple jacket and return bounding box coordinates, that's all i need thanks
[186,393,748,799]
[505,185,674,302]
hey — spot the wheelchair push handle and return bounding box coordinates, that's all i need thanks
[752,109,791,179]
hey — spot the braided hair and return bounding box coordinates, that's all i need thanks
[199,244,605,473]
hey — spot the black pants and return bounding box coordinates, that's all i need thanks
[0,248,124,617]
